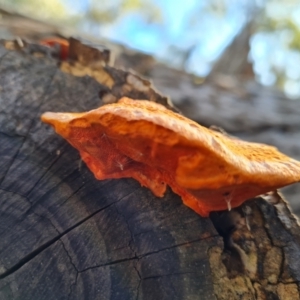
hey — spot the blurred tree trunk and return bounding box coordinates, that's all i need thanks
[207,20,255,80]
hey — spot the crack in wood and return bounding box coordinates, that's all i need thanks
[138,235,219,259]
[142,271,198,281]
[114,202,136,255]
[25,147,69,199]
[77,235,219,275]
[78,256,138,274]
[58,239,79,299]
[114,200,143,300]
[0,139,26,187]
[59,239,79,272]
[134,264,142,300]
[25,172,85,217]
[0,186,141,279]
[0,201,116,279]
[0,187,31,206]
[67,272,78,300]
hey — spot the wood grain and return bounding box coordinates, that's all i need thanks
[1,40,300,299]
[0,41,218,300]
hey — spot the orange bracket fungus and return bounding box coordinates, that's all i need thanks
[41,98,300,217]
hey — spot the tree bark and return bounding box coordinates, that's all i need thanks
[1,39,300,300]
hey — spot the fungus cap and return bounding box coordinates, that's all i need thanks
[41,98,300,216]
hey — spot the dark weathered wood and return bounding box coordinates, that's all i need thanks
[1,40,300,300]
[1,7,300,215]
[0,41,219,300]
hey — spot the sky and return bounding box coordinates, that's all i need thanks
[62,0,300,97]
[88,0,247,75]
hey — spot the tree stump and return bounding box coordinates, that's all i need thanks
[0,39,300,300]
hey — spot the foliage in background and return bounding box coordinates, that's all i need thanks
[1,0,300,98]
[0,0,68,21]
[84,0,161,25]
[256,0,300,96]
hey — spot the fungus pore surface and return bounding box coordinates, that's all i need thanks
[41,97,300,217]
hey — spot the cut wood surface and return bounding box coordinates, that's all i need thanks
[1,40,300,300]
[1,5,300,214]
